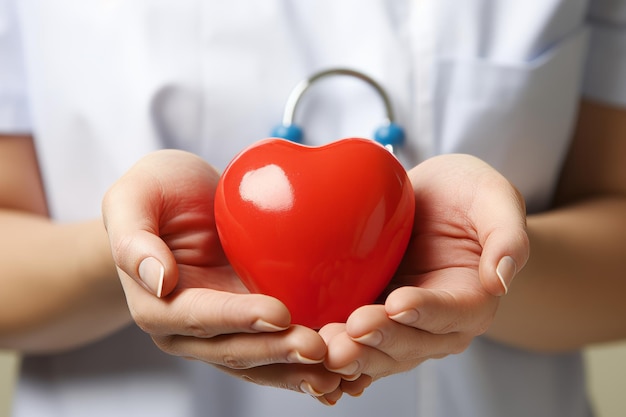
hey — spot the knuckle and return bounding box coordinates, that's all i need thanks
[129,308,154,334]
[181,292,220,338]
[473,309,497,336]
[222,355,255,370]
[450,335,473,355]
[110,233,137,265]
[474,319,493,336]
[435,320,459,334]
[184,312,217,339]
[393,339,428,362]
[152,335,180,356]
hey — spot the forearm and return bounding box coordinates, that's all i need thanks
[486,196,626,352]
[0,211,131,353]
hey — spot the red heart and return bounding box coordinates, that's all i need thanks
[214,138,415,329]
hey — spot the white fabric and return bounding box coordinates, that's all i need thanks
[2,0,623,415]
[583,0,626,106]
[0,0,29,132]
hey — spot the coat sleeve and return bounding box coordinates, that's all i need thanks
[583,0,626,107]
[0,0,31,133]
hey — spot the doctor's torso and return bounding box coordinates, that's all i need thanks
[13,0,589,220]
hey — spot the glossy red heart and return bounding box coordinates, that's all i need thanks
[214,138,415,329]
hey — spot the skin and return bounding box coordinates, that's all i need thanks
[0,136,128,353]
[0,99,624,404]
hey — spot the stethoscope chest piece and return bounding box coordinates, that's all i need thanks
[271,68,405,155]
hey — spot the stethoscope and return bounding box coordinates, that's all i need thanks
[270,68,406,156]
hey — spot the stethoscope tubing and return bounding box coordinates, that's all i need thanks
[280,68,397,128]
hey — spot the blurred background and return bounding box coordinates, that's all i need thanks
[1,343,625,417]
[0,350,19,417]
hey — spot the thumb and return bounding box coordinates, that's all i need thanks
[476,185,530,297]
[480,227,529,297]
[102,155,181,298]
[109,229,178,298]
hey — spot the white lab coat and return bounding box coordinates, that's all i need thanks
[1,0,624,416]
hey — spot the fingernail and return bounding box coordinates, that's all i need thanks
[289,350,323,365]
[300,381,323,397]
[352,330,383,347]
[138,257,165,297]
[315,396,335,406]
[389,309,419,325]
[251,319,288,332]
[332,361,360,376]
[349,389,366,398]
[496,256,517,296]
[341,373,362,382]
[321,391,342,406]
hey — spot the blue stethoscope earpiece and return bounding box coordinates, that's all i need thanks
[374,121,405,148]
[270,123,304,144]
[271,68,405,154]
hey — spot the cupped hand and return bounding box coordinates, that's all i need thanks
[102,149,345,397]
[320,153,530,394]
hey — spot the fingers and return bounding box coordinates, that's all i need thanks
[155,325,327,369]
[316,375,373,406]
[351,304,471,357]
[118,269,329,371]
[324,330,424,379]
[339,374,373,397]
[322,305,469,379]
[316,324,374,404]
[155,327,337,400]
[213,332,372,404]
[219,362,344,401]
[384,281,498,336]
[321,278,496,381]
[119,270,292,338]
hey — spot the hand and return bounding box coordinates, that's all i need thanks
[320,154,530,397]
[102,149,348,398]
